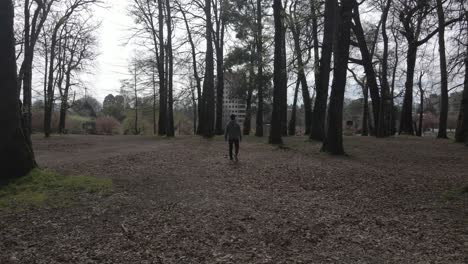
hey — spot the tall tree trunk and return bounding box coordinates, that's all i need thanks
[310,0,337,141]
[134,66,139,135]
[157,0,167,135]
[244,66,255,135]
[455,19,468,144]
[290,19,312,136]
[255,0,264,137]
[362,82,369,136]
[281,17,288,137]
[417,73,424,137]
[0,0,36,180]
[322,0,353,155]
[166,0,174,137]
[44,25,62,138]
[58,70,71,134]
[43,3,79,138]
[202,0,215,137]
[436,0,448,139]
[376,0,392,137]
[399,43,417,135]
[152,62,157,135]
[190,78,198,134]
[214,1,226,135]
[269,0,286,144]
[289,78,300,136]
[311,0,320,92]
[21,0,51,141]
[179,5,202,135]
[390,23,399,136]
[21,0,33,139]
[352,2,380,128]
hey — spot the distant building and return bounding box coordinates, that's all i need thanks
[449,91,462,115]
[223,98,246,126]
[216,72,247,127]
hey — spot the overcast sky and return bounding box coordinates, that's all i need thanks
[88,0,134,101]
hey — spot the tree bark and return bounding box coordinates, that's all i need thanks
[166,0,175,137]
[134,65,139,135]
[281,15,288,137]
[157,0,167,135]
[244,69,254,135]
[269,0,286,144]
[310,0,337,141]
[376,0,393,138]
[362,82,369,136]
[44,24,62,138]
[202,0,215,137]
[455,17,468,144]
[255,0,264,137]
[322,0,353,155]
[399,43,417,135]
[20,0,52,141]
[289,78,300,136]
[178,4,202,135]
[352,2,380,128]
[152,62,157,135]
[436,0,448,139]
[289,16,312,136]
[311,0,320,93]
[214,1,226,135]
[0,0,36,181]
[417,72,424,137]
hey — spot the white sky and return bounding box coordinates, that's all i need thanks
[87,0,134,101]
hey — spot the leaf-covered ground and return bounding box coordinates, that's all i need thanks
[1,135,467,263]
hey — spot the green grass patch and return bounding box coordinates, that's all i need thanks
[441,185,468,201]
[0,169,112,211]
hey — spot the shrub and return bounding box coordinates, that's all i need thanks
[96,116,121,135]
[66,115,93,134]
[31,111,60,133]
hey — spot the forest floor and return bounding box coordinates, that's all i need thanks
[1,135,467,263]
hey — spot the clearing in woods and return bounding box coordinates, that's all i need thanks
[1,135,467,263]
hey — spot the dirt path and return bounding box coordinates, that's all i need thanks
[1,135,467,263]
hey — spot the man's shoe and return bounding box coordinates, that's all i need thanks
[234,155,238,162]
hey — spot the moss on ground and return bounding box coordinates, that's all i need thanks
[441,186,468,201]
[0,169,111,211]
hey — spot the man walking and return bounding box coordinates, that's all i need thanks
[225,114,242,161]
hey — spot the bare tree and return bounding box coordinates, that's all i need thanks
[310,0,337,141]
[397,0,462,135]
[57,19,98,134]
[201,0,215,137]
[288,78,300,135]
[286,0,313,135]
[455,8,468,144]
[377,0,393,137]
[176,1,203,135]
[166,0,175,137]
[351,1,381,129]
[157,0,167,135]
[255,0,265,137]
[214,0,227,135]
[269,0,287,144]
[43,0,100,137]
[436,0,449,138]
[322,0,354,155]
[17,0,54,141]
[0,0,36,180]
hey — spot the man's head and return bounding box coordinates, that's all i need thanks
[230,114,236,121]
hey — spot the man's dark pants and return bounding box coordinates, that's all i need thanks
[228,139,239,160]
